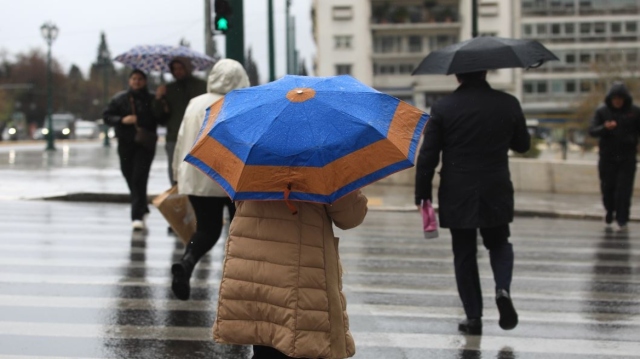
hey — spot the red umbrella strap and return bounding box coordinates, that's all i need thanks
[284,183,298,215]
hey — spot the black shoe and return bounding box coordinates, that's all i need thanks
[458,318,482,335]
[496,289,518,330]
[171,254,196,301]
[605,212,614,225]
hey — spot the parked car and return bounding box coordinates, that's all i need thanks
[73,120,99,139]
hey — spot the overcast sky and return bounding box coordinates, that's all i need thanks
[0,0,316,83]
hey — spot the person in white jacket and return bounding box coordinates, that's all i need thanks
[170,59,250,300]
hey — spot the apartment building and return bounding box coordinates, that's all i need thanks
[312,0,517,112]
[518,0,640,119]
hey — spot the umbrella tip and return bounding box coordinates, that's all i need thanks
[287,88,316,103]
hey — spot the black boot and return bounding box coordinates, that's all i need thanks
[171,252,197,300]
[496,289,518,330]
[458,318,482,335]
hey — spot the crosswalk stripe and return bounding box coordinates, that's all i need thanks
[1,322,639,357]
[0,273,638,304]
[0,295,637,326]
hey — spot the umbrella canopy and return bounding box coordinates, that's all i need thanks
[185,75,429,204]
[412,36,559,75]
[113,45,217,73]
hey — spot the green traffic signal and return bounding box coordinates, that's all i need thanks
[217,17,229,31]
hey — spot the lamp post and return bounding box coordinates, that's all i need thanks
[41,22,58,151]
[99,48,111,147]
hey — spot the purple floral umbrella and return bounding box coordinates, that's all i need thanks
[113,45,218,73]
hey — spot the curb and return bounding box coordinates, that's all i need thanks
[35,192,639,223]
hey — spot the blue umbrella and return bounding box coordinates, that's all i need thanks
[113,45,218,73]
[186,75,429,204]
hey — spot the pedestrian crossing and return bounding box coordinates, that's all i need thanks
[0,200,639,358]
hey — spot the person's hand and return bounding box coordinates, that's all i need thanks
[156,85,167,99]
[605,120,617,130]
[122,115,137,125]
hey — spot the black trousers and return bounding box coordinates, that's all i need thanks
[185,195,235,262]
[449,225,513,319]
[118,141,155,221]
[598,158,637,225]
[252,345,310,359]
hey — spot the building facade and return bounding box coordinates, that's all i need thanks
[312,0,517,112]
[518,0,640,120]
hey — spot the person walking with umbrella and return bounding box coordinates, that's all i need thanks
[413,36,557,335]
[184,75,428,358]
[153,57,207,186]
[415,70,530,335]
[589,82,640,232]
[103,70,160,231]
[169,59,250,301]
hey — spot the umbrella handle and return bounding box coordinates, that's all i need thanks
[284,183,298,215]
[527,61,544,69]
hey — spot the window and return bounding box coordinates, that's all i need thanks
[551,24,561,35]
[335,64,352,75]
[334,36,352,49]
[626,21,637,33]
[612,22,622,33]
[564,23,575,34]
[479,2,499,17]
[399,64,414,74]
[626,50,638,63]
[408,36,423,52]
[594,22,606,34]
[374,36,401,53]
[580,80,591,93]
[580,53,591,64]
[536,81,548,93]
[566,53,576,64]
[580,22,591,34]
[536,24,547,35]
[551,80,563,93]
[378,64,396,75]
[524,82,534,94]
[332,6,353,20]
[565,81,576,93]
[523,24,533,36]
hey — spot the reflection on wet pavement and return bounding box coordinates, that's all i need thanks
[0,199,639,358]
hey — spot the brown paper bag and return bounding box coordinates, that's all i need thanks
[152,185,195,245]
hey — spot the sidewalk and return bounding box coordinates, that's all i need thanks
[1,140,638,222]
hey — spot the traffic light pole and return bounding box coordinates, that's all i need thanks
[268,0,275,81]
[472,0,478,38]
[225,0,244,64]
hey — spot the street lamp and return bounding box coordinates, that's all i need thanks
[41,22,58,151]
[99,47,111,147]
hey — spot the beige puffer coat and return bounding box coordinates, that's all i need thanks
[214,191,368,359]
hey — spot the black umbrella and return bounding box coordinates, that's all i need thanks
[412,36,559,75]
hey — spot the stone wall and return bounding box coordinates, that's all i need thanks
[381,158,640,194]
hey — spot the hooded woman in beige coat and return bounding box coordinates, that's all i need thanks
[170,59,250,300]
[214,191,368,359]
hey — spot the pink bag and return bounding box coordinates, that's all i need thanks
[421,200,439,239]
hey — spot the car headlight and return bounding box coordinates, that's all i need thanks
[42,129,49,135]
[7,128,16,135]
[62,128,71,135]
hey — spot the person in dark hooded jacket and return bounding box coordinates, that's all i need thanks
[589,82,640,231]
[104,69,160,231]
[153,57,207,185]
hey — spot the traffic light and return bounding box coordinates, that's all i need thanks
[214,0,232,33]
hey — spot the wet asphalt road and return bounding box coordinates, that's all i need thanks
[0,199,639,359]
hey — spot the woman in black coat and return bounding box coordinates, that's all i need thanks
[104,69,160,231]
[415,71,530,335]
